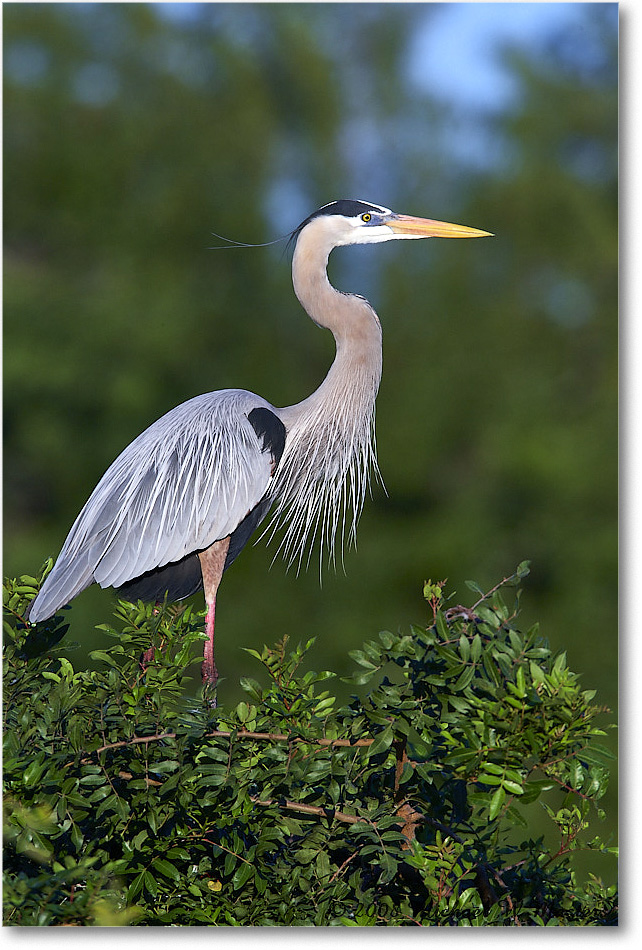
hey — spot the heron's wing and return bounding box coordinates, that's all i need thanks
[28,391,286,622]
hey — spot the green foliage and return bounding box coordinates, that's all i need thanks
[4,564,616,926]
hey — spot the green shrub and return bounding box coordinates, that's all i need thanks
[3,562,617,926]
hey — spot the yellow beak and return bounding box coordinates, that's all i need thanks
[387,214,493,239]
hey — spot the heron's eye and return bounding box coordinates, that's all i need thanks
[361,213,372,223]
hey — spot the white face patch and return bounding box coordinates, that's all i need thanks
[341,220,398,246]
[297,200,400,249]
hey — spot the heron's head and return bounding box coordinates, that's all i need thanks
[293,199,492,249]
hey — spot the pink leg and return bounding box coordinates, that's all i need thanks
[202,599,218,687]
[198,536,231,698]
[140,644,156,670]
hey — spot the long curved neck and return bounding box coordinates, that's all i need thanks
[267,219,383,570]
[281,219,383,423]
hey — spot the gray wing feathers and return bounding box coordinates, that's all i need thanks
[28,390,278,622]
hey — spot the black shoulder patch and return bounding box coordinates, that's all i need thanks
[248,407,286,471]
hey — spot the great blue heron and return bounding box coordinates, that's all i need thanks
[27,199,490,690]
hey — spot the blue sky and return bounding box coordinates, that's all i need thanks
[157,2,616,113]
[407,2,612,110]
[404,3,616,170]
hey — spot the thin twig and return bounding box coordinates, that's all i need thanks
[86,728,375,760]
[328,849,360,884]
[487,864,520,925]
[117,770,162,787]
[179,831,254,867]
[471,572,518,611]
[251,796,372,826]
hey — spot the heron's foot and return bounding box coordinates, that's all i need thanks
[201,678,218,709]
[201,655,219,708]
[140,638,168,671]
[139,644,156,671]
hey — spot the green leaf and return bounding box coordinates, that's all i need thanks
[144,870,158,897]
[521,779,556,804]
[128,871,146,900]
[448,694,471,714]
[378,852,398,884]
[553,651,567,677]
[239,676,263,700]
[378,630,396,649]
[504,805,528,828]
[489,786,506,820]
[478,773,503,786]
[502,780,524,796]
[232,863,254,890]
[368,725,394,758]
[153,858,181,883]
[515,666,526,698]
[349,651,378,670]
[453,665,475,691]
[530,661,546,686]
[465,579,484,595]
[22,759,47,787]
[579,744,617,765]
[295,849,318,865]
[435,611,449,639]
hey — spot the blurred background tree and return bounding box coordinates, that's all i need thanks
[4,0,616,877]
